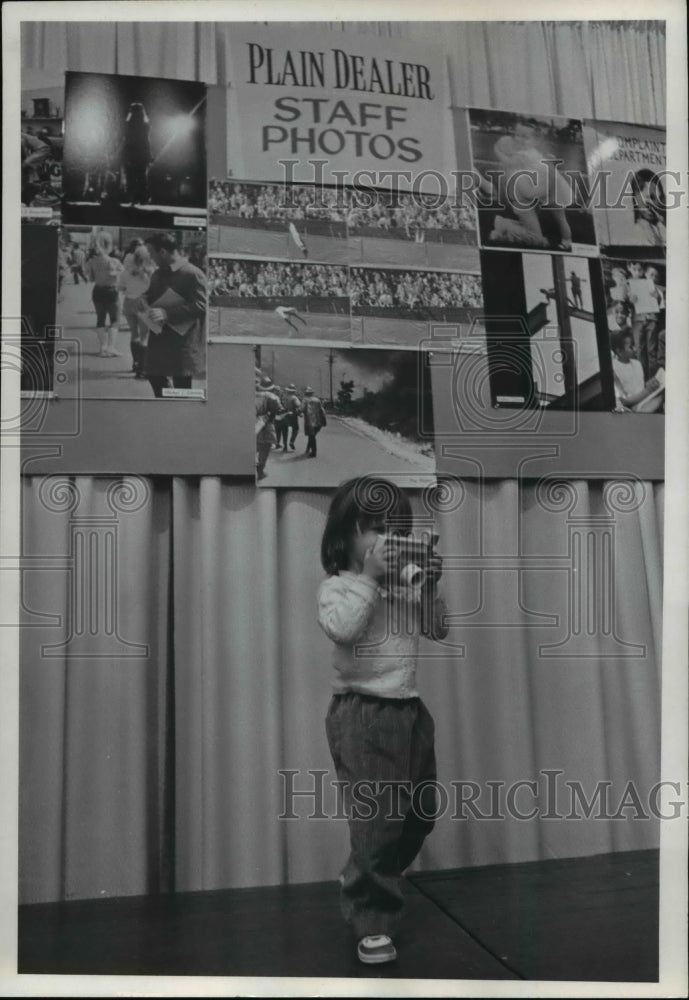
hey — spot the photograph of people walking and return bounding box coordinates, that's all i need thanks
[254,345,436,487]
[56,226,207,398]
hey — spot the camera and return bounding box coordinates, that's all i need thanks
[384,532,439,588]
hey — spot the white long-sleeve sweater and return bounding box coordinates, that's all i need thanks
[317,570,447,699]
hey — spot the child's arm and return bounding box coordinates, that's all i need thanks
[317,575,379,644]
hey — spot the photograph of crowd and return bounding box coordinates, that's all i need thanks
[208,257,351,342]
[350,266,483,347]
[21,226,59,393]
[208,180,348,263]
[347,186,479,270]
[56,226,207,399]
[583,121,667,255]
[603,258,665,413]
[21,73,64,224]
[468,109,597,254]
[480,250,610,411]
[62,71,207,228]
[207,178,479,271]
[254,344,435,487]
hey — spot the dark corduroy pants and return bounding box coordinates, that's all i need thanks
[325,691,438,938]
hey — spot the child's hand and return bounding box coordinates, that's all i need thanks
[362,534,390,584]
[645,377,660,391]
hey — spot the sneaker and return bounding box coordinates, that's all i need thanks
[357,935,397,965]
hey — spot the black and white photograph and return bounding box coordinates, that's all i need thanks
[254,345,436,486]
[20,225,58,393]
[56,226,207,398]
[7,12,683,999]
[62,71,207,228]
[347,186,480,271]
[208,256,351,342]
[602,258,666,412]
[468,108,598,255]
[208,180,349,263]
[584,120,667,255]
[350,264,483,347]
[481,250,612,410]
[21,71,64,225]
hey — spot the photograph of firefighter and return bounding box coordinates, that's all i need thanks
[480,249,612,410]
[253,344,436,488]
[62,71,207,228]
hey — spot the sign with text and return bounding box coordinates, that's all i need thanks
[226,25,449,188]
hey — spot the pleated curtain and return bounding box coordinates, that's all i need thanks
[21,20,666,124]
[20,476,663,902]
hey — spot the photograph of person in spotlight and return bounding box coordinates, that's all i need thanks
[468,109,597,255]
[62,71,207,228]
[55,225,207,399]
[349,264,483,347]
[253,344,436,488]
[602,258,665,412]
[208,180,349,264]
[209,257,351,342]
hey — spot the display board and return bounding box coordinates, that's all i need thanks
[16,342,255,476]
[17,43,666,481]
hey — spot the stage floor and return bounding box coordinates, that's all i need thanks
[18,849,658,982]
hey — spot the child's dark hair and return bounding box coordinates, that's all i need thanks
[321,476,413,575]
[632,168,666,224]
[611,330,633,355]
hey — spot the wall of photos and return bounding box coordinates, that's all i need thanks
[20,25,666,480]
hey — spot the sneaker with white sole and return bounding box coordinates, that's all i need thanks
[357,935,397,964]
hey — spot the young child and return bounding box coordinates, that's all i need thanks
[317,476,449,965]
[627,261,664,380]
[608,266,630,304]
[607,300,633,337]
[611,330,662,411]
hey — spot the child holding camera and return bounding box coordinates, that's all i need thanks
[317,476,449,966]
